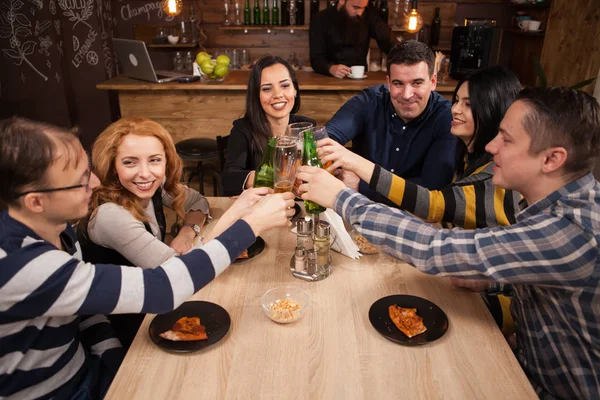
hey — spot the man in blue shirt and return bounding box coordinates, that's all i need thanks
[326,40,456,203]
[299,87,600,399]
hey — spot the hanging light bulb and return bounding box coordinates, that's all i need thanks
[404,0,423,33]
[162,0,183,16]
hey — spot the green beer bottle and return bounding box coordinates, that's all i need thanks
[244,0,251,24]
[271,0,279,25]
[253,0,261,25]
[302,130,326,214]
[262,0,270,25]
[253,137,276,188]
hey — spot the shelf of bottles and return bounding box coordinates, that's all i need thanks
[220,0,331,33]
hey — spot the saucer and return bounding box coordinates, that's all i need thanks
[348,74,367,80]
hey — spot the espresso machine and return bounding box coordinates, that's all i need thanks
[449,19,502,80]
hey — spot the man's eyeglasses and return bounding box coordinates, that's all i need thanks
[13,169,92,198]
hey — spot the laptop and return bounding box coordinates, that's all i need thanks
[113,38,190,83]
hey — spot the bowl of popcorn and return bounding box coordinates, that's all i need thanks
[261,286,310,323]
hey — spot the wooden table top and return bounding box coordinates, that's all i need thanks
[97,71,458,93]
[105,198,535,400]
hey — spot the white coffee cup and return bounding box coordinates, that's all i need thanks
[518,20,530,30]
[350,65,365,78]
[528,20,541,31]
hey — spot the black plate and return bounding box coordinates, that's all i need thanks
[233,236,265,263]
[368,295,449,346]
[149,301,231,353]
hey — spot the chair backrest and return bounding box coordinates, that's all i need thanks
[216,135,229,171]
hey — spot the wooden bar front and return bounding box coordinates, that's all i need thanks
[97,71,457,143]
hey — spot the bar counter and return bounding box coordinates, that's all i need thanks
[97,71,458,143]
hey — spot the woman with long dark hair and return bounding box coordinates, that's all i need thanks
[318,65,522,229]
[222,56,315,196]
[315,66,522,333]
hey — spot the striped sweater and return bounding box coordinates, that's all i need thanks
[370,161,521,228]
[0,210,255,399]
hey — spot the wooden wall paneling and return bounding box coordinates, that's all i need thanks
[540,0,600,94]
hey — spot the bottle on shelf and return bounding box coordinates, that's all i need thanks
[379,0,388,24]
[310,0,319,20]
[328,0,337,8]
[253,0,261,25]
[296,0,305,25]
[281,0,290,25]
[262,0,270,24]
[272,0,279,25]
[430,7,441,46]
[302,130,326,214]
[253,137,276,188]
[289,0,296,25]
[369,0,377,9]
[244,0,252,24]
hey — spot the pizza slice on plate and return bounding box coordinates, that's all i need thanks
[388,305,427,338]
[236,249,249,260]
[159,316,208,341]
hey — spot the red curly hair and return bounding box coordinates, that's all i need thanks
[88,117,186,225]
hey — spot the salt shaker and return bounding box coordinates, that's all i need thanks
[296,218,314,251]
[314,221,331,279]
[294,247,306,272]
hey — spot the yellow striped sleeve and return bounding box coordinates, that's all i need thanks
[387,175,406,206]
[494,187,510,226]
[463,185,477,229]
[428,190,446,221]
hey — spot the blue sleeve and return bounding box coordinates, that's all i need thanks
[419,111,456,189]
[326,90,372,144]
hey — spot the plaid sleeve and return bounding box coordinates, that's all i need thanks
[334,188,597,286]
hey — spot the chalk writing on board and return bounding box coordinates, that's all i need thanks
[58,0,94,30]
[49,0,56,15]
[72,28,97,67]
[120,1,174,22]
[73,35,79,50]
[30,0,43,10]
[0,0,48,81]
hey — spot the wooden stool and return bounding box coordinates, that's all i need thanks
[175,138,221,196]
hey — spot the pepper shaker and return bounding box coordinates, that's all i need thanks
[314,221,331,279]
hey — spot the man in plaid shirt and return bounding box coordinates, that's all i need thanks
[298,86,600,399]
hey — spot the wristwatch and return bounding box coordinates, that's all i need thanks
[183,223,202,238]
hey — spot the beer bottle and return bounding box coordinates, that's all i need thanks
[302,130,326,214]
[253,137,276,188]
[281,0,290,25]
[263,0,270,25]
[272,0,279,25]
[430,7,441,46]
[244,0,252,24]
[297,0,305,25]
[253,0,261,25]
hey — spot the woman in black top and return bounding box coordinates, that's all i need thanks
[222,56,315,195]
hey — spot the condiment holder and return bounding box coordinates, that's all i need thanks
[290,219,332,282]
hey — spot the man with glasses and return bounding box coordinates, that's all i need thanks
[0,117,295,399]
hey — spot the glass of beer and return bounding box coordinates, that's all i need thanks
[274,136,298,193]
[313,126,334,171]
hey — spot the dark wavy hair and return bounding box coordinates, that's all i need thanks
[453,66,521,178]
[245,56,301,161]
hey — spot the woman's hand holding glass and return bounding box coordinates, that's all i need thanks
[317,138,376,183]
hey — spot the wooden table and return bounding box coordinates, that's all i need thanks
[97,71,458,143]
[105,198,536,400]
